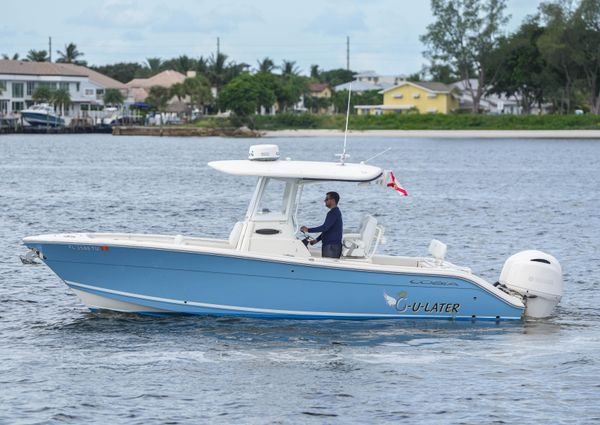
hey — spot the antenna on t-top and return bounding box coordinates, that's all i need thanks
[336,83,352,165]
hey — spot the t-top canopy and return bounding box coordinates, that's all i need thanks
[208,159,384,182]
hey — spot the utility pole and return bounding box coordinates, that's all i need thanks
[49,36,52,62]
[346,36,350,70]
[217,37,220,57]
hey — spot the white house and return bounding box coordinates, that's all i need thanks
[334,71,407,93]
[0,60,130,116]
[452,79,551,115]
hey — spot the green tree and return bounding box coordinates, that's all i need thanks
[488,17,548,114]
[257,57,276,73]
[276,75,308,112]
[207,52,230,94]
[218,73,261,118]
[170,82,186,102]
[420,0,509,112]
[26,49,49,62]
[573,0,600,114]
[91,62,144,83]
[253,72,278,112]
[538,2,580,113]
[280,60,300,77]
[162,55,195,74]
[146,86,171,112]
[195,56,209,74]
[103,88,125,106]
[183,75,213,114]
[331,90,382,114]
[207,53,248,99]
[143,57,163,77]
[310,64,320,80]
[407,72,423,82]
[56,42,85,64]
[304,95,331,113]
[32,86,54,103]
[319,68,355,86]
[424,63,457,84]
[51,88,71,116]
[2,53,19,60]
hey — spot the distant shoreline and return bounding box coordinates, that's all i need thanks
[262,129,600,139]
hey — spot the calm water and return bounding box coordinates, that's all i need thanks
[1,134,599,424]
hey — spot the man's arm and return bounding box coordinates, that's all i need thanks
[309,209,338,233]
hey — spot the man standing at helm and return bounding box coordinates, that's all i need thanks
[301,191,343,258]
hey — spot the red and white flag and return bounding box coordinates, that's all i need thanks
[387,171,408,196]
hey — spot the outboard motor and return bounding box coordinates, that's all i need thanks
[499,250,563,318]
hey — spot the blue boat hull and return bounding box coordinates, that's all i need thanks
[24,242,524,321]
[22,112,64,127]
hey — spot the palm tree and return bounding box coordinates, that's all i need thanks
[195,56,209,74]
[281,60,300,77]
[174,55,193,74]
[207,52,229,93]
[144,57,163,76]
[32,86,53,103]
[103,89,125,107]
[310,64,320,80]
[170,82,186,102]
[51,88,71,116]
[257,57,276,73]
[26,50,49,62]
[2,53,19,60]
[146,86,171,112]
[183,75,213,115]
[56,43,84,64]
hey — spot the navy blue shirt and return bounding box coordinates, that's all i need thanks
[309,206,343,245]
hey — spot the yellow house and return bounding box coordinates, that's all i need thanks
[355,81,460,115]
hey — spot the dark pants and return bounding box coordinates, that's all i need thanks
[322,243,342,259]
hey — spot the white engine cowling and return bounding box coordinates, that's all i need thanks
[499,250,563,318]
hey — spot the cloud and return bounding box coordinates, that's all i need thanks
[150,4,264,33]
[66,0,155,28]
[305,8,367,36]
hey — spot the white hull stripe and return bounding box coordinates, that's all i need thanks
[65,281,519,320]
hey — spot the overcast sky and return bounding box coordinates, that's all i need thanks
[1,0,542,75]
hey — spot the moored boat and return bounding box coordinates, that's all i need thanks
[21,104,64,127]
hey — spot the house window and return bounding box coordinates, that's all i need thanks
[76,82,80,91]
[96,89,105,95]
[12,82,24,98]
[12,101,24,111]
[427,93,438,99]
[393,94,403,99]
[59,82,69,91]
[0,80,6,93]
[27,81,36,96]
[412,93,420,99]
[85,89,94,96]
[0,100,8,113]
[427,108,438,113]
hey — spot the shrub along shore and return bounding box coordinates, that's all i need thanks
[190,113,600,131]
[112,113,600,137]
